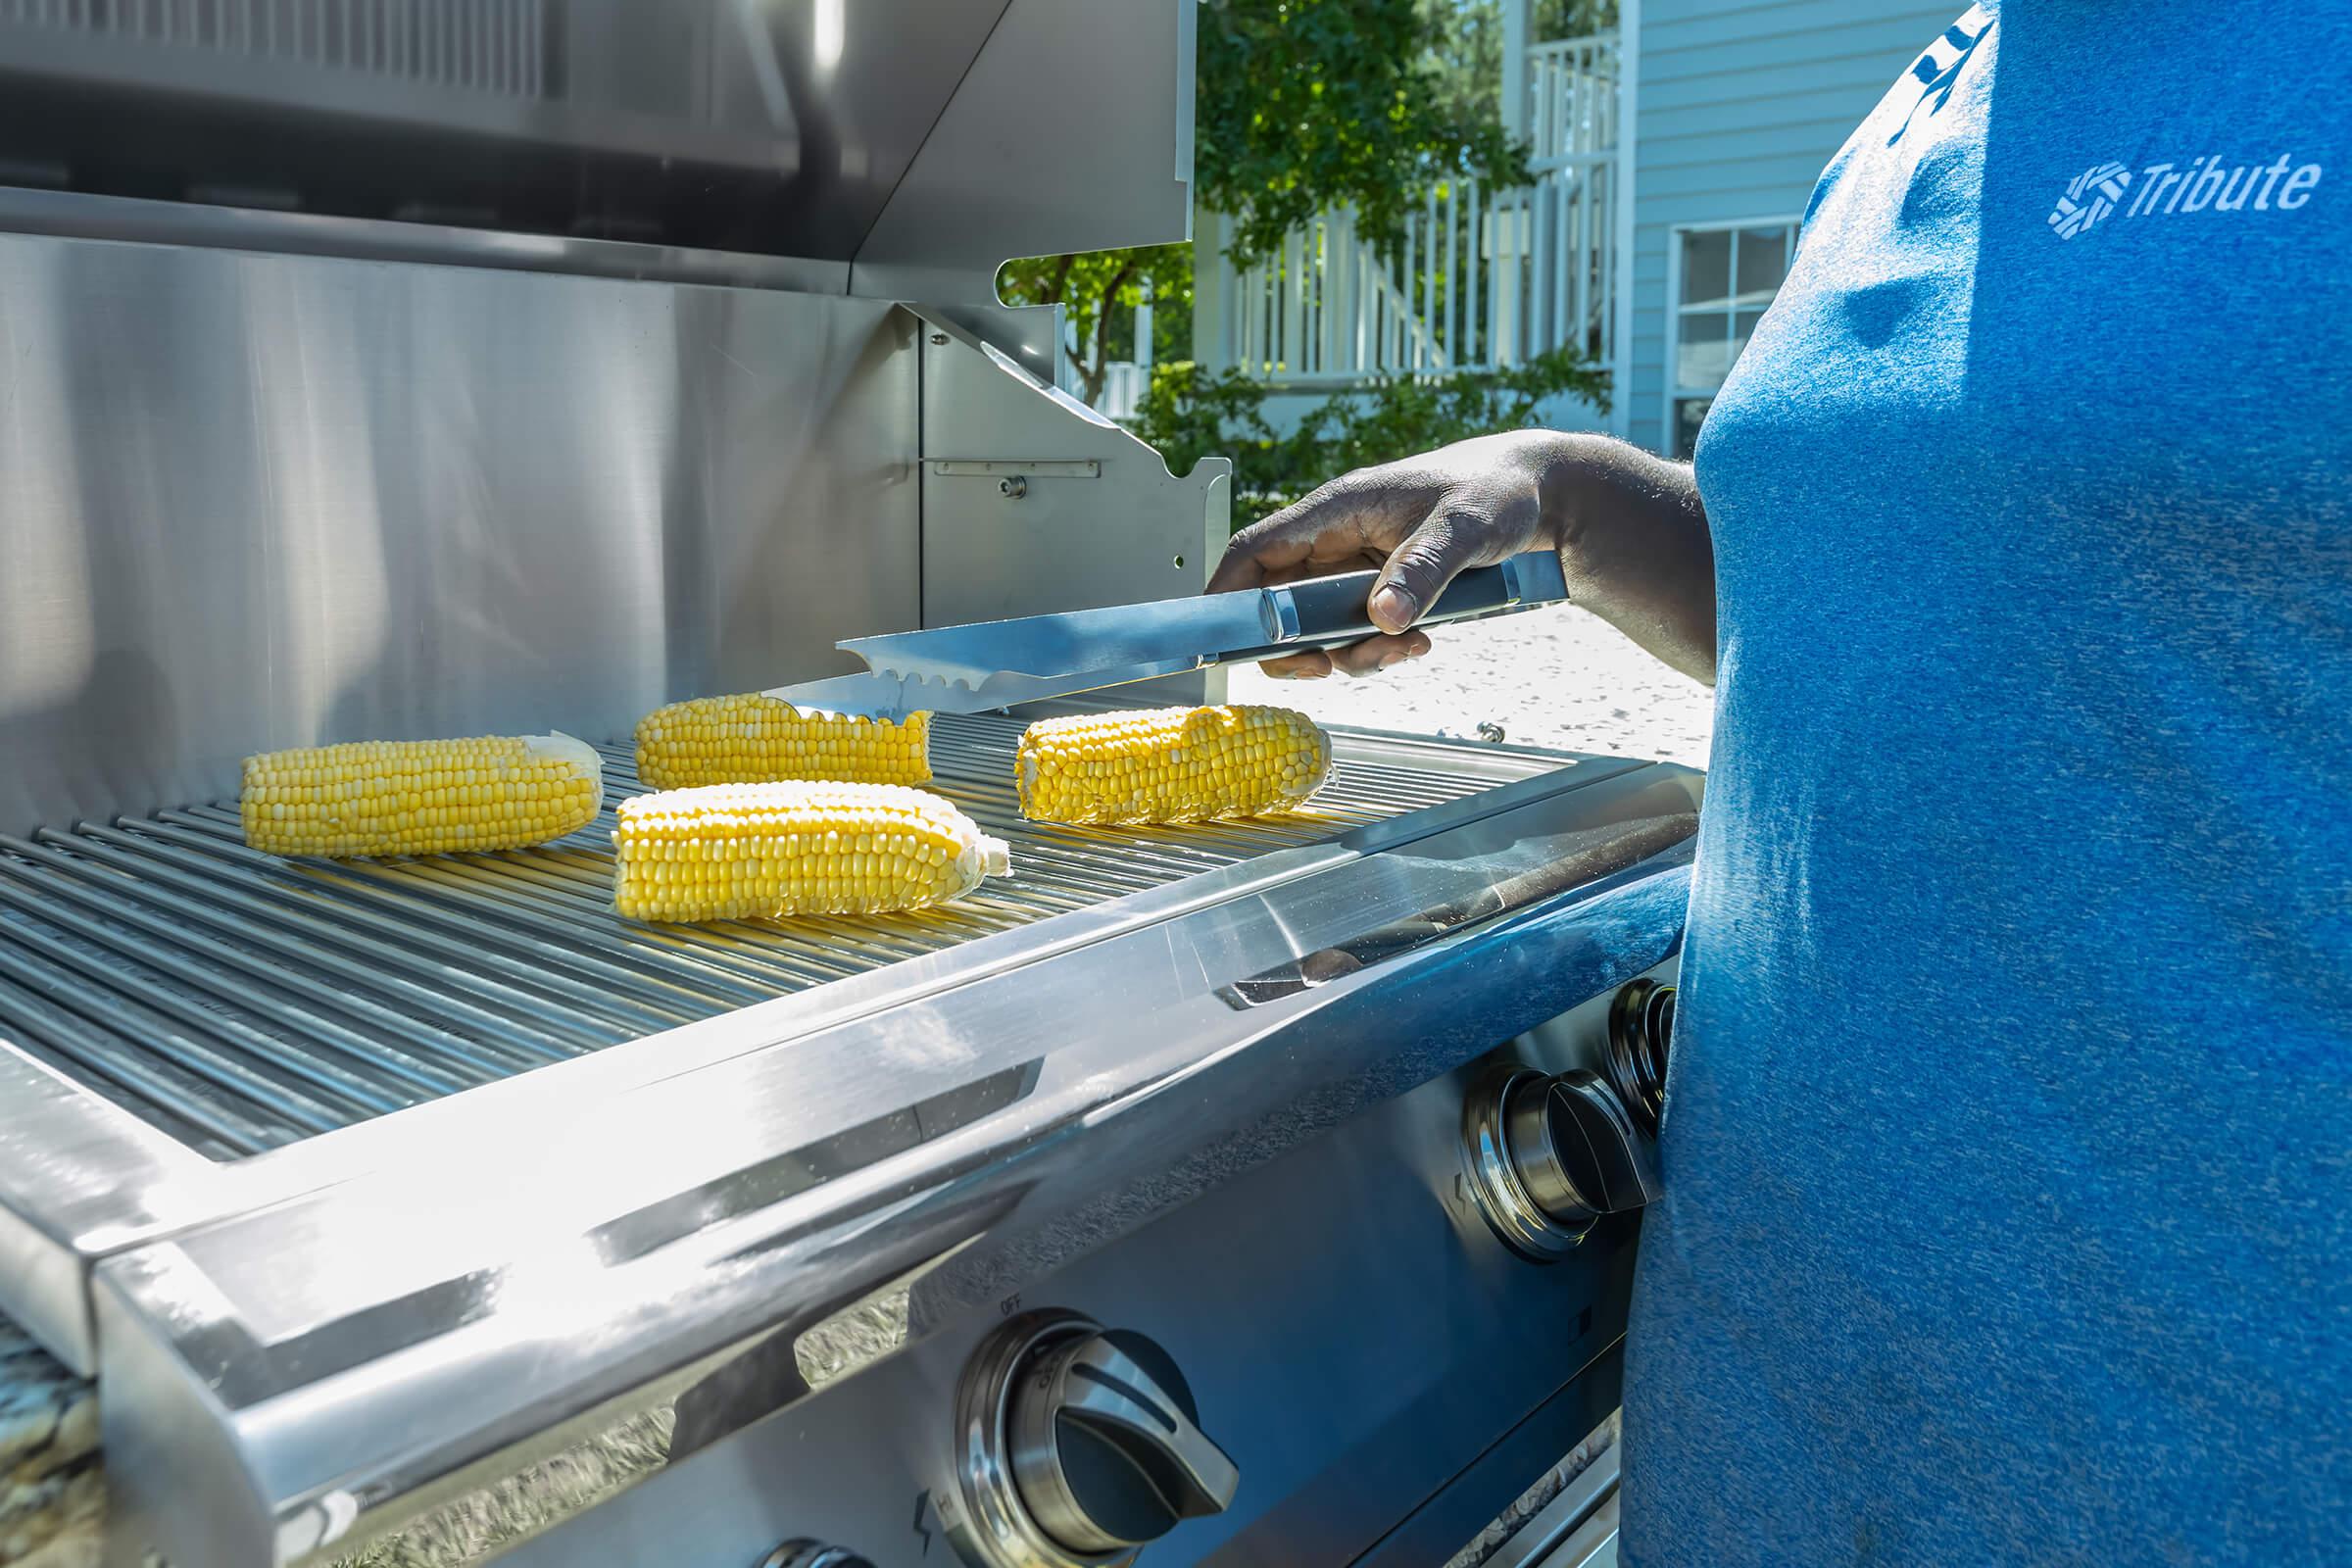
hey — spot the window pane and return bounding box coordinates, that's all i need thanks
[1677,314,1732,392]
[1680,229,1731,309]
[1735,226,1788,307]
[1730,308,1768,369]
[1674,397,1712,461]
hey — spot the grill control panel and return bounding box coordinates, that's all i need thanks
[492,961,1674,1568]
[1460,978,1675,1261]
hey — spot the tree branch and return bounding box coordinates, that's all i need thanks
[1082,258,1141,403]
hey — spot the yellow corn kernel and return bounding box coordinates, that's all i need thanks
[1015,705,1332,825]
[612,781,1010,923]
[634,693,930,789]
[241,733,603,858]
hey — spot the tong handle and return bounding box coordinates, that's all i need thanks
[1223,550,1568,662]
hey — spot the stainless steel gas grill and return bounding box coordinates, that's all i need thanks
[0,6,1696,1567]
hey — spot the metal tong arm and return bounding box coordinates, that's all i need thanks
[1225,550,1568,663]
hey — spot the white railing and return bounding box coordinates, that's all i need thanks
[1096,361,1150,421]
[1200,31,1619,390]
[1528,33,1618,172]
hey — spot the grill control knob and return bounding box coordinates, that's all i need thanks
[950,1312,1240,1567]
[760,1544,874,1568]
[1461,1067,1660,1261]
[1606,978,1675,1135]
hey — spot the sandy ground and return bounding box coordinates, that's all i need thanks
[1227,603,1716,767]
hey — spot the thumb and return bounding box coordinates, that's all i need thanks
[1368,506,1486,634]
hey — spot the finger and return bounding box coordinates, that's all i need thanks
[1325,630,1433,676]
[1369,506,1503,634]
[1205,477,1431,594]
[1256,650,1334,679]
[1257,550,1384,589]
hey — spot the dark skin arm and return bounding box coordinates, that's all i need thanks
[1205,429,1718,686]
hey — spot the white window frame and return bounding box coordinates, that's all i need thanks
[1661,215,1801,458]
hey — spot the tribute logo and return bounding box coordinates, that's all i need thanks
[2049,154,2324,240]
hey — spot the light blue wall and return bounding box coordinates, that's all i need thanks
[1623,0,1963,452]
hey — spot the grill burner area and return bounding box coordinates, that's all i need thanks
[0,715,1538,1158]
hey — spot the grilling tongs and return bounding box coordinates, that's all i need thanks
[772,550,1570,721]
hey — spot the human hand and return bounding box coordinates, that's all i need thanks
[1204,430,1570,678]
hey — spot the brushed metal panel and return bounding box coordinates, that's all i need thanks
[854,0,1197,365]
[918,319,1229,621]
[492,983,1643,1568]
[0,1046,226,1375]
[0,230,919,832]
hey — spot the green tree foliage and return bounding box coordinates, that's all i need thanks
[999,245,1195,408]
[1003,0,1542,400]
[1135,351,1610,530]
[1196,0,1527,263]
[1420,0,1617,132]
[1002,0,1617,495]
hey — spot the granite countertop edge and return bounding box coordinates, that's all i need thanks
[0,1318,101,1568]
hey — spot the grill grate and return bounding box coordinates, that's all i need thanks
[0,716,1541,1158]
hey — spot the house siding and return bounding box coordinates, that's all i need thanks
[1622,0,1965,451]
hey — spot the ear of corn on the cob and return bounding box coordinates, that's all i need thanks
[241,733,604,858]
[612,780,1010,923]
[1015,706,1333,826]
[635,693,930,789]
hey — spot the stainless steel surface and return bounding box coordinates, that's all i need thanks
[0,719,1529,1160]
[803,552,1568,721]
[839,590,1270,687]
[0,226,920,835]
[0,186,853,294]
[0,1051,225,1377]
[772,662,1204,723]
[919,321,1230,654]
[852,0,1198,367]
[495,979,1649,1568]
[1,0,552,100]
[0,16,1691,1563]
[1002,1320,1238,1557]
[1483,1446,1621,1568]
[88,759,1696,1568]
[1533,1494,1620,1568]
[0,0,809,248]
[0,0,1199,365]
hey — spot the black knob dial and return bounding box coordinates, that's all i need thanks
[1462,1066,1662,1261]
[1503,1068,1660,1223]
[1005,1327,1241,1555]
[760,1544,874,1568]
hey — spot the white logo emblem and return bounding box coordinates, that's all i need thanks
[2049,161,2132,239]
